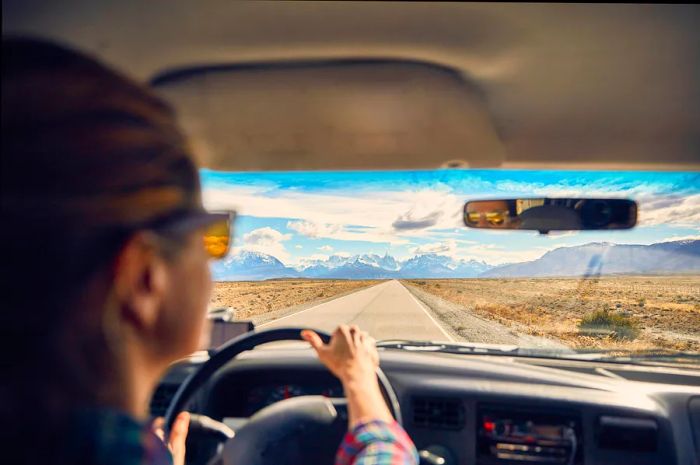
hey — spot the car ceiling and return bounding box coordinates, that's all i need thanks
[3,1,700,171]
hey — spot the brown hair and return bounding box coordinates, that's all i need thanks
[1,37,200,444]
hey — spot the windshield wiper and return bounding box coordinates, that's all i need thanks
[376,341,700,366]
[375,339,579,359]
[590,351,700,365]
[376,339,521,355]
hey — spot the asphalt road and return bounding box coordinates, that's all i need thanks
[258,280,454,341]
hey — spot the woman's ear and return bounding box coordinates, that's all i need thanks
[112,232,170,334]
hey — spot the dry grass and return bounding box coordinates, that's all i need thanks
[578,309,639,340]
[210,279,379,318]
[404,276,700,352]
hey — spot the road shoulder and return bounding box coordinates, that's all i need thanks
[401,282,569,350]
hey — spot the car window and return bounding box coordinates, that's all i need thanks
[204,169,699,361]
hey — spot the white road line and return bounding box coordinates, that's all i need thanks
[257,281,388,328]
[402,283,455,342]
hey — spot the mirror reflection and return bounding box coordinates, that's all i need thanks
[463,198,637,233]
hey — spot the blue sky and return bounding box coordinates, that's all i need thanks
[201,169,700,266]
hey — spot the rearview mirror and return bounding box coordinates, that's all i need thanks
[463,198,637,233]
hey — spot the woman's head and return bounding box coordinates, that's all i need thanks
[1,37,217,415]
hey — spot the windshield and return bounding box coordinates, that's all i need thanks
[203,169,699,362]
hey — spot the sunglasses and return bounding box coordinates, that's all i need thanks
[201,212,235,259]
[465,210,510,226]
[148,209,236,260]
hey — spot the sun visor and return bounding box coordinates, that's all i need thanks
[153,60,505,171]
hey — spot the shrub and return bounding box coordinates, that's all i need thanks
[578,309,639,340]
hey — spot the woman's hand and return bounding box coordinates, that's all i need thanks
[152,412,190,465]
[301,324,378,383]
[302,325,393,427]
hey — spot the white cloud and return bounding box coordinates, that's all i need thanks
[449,244,555,265]
[637,194,700,227]
[295,245,303,249]
[202,179,699,257]
[658,233,700,243]
[409,240,457,256]
[405,238,554,265]
[392,210,442,230]
[288,220,343,238]
[243,227,291,245]
[545,231,580,239]
[318,245,334,252]
[285,219,405,245]
[237,227,292,262]
[390,189,465,232]
[204,185,393,232]
[203,185,460,244]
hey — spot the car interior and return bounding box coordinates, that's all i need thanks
[4,2,700,465]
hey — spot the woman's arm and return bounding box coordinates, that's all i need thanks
[302,325,418,465]
[336,419,417,465]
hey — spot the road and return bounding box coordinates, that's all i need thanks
[257,279,568,349]
[258,280,454,341]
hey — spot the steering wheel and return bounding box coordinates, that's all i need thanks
[164,327,402,465]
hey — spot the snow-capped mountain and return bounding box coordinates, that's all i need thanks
[399,254,492,278]
[211,250,299,281]
[400,253,454,277]
[211,240,700,281]
[316,256,399,279]
[296,253,400,272]
[213,251,493,281]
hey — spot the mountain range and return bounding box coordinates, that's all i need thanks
[211,239,700,281]
[481,239,700,278]
[211,251,493,281]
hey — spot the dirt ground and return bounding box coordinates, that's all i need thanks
[211,279,379,319]
[403,276,700,352]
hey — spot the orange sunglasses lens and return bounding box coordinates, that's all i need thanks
[203,218,231,259]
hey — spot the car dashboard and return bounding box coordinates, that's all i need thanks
[151,349,700,465]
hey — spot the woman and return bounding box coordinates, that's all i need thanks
[1,38,417,465]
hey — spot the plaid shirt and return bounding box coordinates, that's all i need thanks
[41,408,172,465]
[71,409,173,465]
[336,419,419,465]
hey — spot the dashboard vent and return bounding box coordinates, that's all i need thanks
[597,415,658,452]
[150,383,180,417]
[412,397,464,430]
